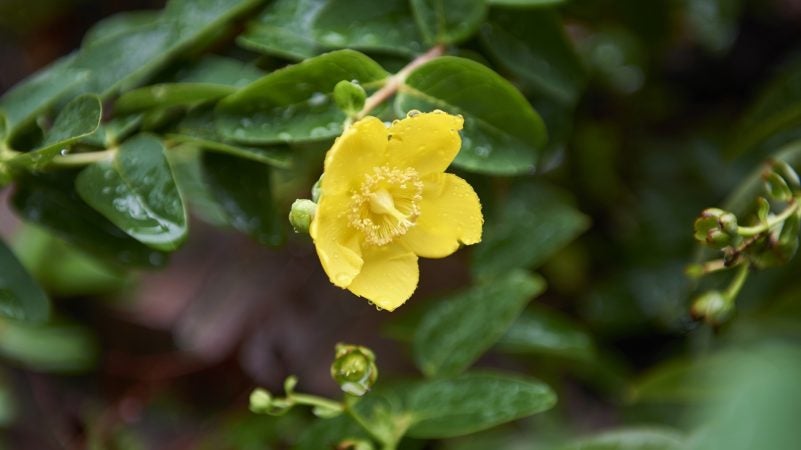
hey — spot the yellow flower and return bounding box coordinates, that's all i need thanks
[310,111,483,311]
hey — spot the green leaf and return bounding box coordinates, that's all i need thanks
[0,320,97,373]
[13,225,128,297]
[81,10,162,47]
[488,0,566,6]
[9,94,102,169]
[398,56,547,174]
[682,0,742,54]
[202,152,284,246]
[115,83,236,114]
[0,238,50,323]
[497,305,596,361]
[414,271,546,377]
[481,9,586,104]
[216,50,388,144]
[313,0,424,55]
[728,58,801,158]
[73,0,260,96]
[237,0,326,60]
[76,134,187,251]
[472,182,590,279]
[559,427,686,450]
[12,171,169,267]
[0,55,89,140]
[351,372,556,439]
[629,353,738,404]
[174,55,265,87]
[411,0,487,45]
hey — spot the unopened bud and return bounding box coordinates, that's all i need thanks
[312,176,323,203]
[249,388,273,414]
[289,199,317,233]
[772,160,801,190]
[764,171,793,202]
[334,80,366,116]
[331,343,378,396]
[691,290,732,324]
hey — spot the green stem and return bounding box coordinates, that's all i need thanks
[47,148,117,167]
[737,199,799,237]
[724,262,749,301]
[354,44,445,121]
[290,393,344,414]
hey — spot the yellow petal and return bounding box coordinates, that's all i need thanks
[321,116,388,196]
[400,173,483,258]
[310,192,363,287]
[386,111,464,176]
[347,243,419,311]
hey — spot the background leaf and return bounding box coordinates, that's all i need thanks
[497,305,596,361]
[202,152,284,246]
[559,427,686,450]
[0,238,50,323]
[76,134,187,251]
[216,50,388,144]
[237,0,326,60]
[472,182,590,279]
[398,56,547,174]
[488,0,566,6]
[411,0,487,45]
[413,271,546,377]
[481,9,586,105]
[0,320,97,373]
[351,372,557,439]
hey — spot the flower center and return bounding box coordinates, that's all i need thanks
[348,166,423,246]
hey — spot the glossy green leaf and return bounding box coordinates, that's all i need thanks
[313,0,424,55]
[411,0,487,45]
[81,114,143,148]
[0,55,88,140]
[0,320,97,373]
[497,305,596,361]
[0,376,15,427]
[488,0,566,6]
[202,152,284,246]
[115,83,236,113]
[174,55,265,87]
[728,59,801,158]
[76,134,187,251]
[398,56,547,174]
[167,147,229,226]
[9,94,102,170]
[216,50,388,144]
[629,352,738,404]
[237,0,326,60]
[13,171,169,267]
[559,427,686,450]
[0,239,50,323]
[472,182,590,279]
[82,10,161,47]
[73,0,260,96]
[414,271,546,377]
[481,9,586,104]
[351,372,556,439]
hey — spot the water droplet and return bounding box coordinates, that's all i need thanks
[335,274,351,285]
[59,148,68,156]
[307,92,327,107]
[277,132,292,141]
[406,109,421,118]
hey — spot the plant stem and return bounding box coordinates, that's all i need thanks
[355,44,445,120]
[48,148,117,167]
[290,393,344,413]
[737,199,799,237]
[724,262,749,301]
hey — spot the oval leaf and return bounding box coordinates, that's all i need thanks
[398,56,547,174]
[237,0,327,60]
[351,372,557,439]
[498,305,596,361]
[0,320,97,373]
[411,0,487,45]
[202,152,284,246]
[472,182,590,279]
[0,239,50,323]
[481,9,586,105]
[76,134,187,251]
[216,50,388,144]
[559,427,686,450]
[12,171,168,268]
[414,271,546,377]
[9,94,102,170]
[115,83,236,113]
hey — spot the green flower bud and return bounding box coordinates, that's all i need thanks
[334,80,367,116]
[289,199,317,234]
[330,343,378,397]
[772,160,801,189]
[249,388,273,414]
[311,176,323,203]
[691,290,732,324]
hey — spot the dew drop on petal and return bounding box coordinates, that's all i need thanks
[406,109,421,118]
